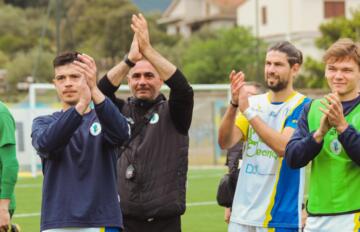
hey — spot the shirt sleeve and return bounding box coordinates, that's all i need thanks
[0,144,18,199]
[0,112,16,147]
[94,97,130,146]
[285,101,323,168]
[165,69,194,135]
[338,125,360,166]
[31,108,83,158]
[235,113,249,140]
[98,75,125,112]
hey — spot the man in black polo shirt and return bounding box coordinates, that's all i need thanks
[98,14,193,232]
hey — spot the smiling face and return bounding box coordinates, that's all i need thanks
[264,50,299,92]
[127,60,163,100]
[325,57,360,100]
[54,63,84,108]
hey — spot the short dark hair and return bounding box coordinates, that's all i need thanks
[268,41,303,67]
[323,38,360,69]
[53,51,81,68]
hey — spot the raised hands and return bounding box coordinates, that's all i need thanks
[74,53,105,105]
[74,54,97,91]
[319,93,348,133]
[230,70,244,106]
[229,70,250,112]
[128,34,143,63]
[131,13,151,54]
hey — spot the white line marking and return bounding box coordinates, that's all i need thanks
[13,212,40,218]
[187,201,217,206]
[188,173,223,179]
[16,184,41,188]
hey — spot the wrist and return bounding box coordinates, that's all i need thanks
[336,123,348,134]
[123,53,136,68]
[313,130,325,143]
[0,199,9,211]
[242,107,257,121]
[75,102,89,115]
[91,88,105,105]
[229,100,238,108]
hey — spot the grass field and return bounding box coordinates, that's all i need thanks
[12,167,228,232]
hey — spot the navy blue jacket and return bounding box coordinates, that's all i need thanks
[31,98,129,231]
[285,95,360,168]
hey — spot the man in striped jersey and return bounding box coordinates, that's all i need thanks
[219,41,309,232]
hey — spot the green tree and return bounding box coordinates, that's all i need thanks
[4,0,49,8]
[103,4,137,63]
[316,10,360,49]
[180,27,266,84]
[61,0,137,63]
[299,9,360,88]
[0,50,9,67]
[0,4,54,57]
[5,49,54,91]
[296,57,327,89]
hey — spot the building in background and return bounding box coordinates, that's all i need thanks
[237,0,360,59]
[158,0,244,38]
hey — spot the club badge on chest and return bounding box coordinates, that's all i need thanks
[126,164,136,180]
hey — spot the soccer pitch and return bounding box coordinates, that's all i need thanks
[12,167,228,232]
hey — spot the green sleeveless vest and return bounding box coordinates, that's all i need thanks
[307,99,360,215]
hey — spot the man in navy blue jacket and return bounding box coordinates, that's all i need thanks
[31,52,130,232]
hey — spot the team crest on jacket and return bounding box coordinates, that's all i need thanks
[330,138,342,155]
[90,122,102,136]
[150,113,159,124]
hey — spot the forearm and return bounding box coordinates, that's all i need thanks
[91,87,105,105]
[95,98,130,145]
[285,132,323,168]
[339,125,360,166]
[218,106,240,149]
[249,116,289,156]
[0,199,10,212]
[0,145,18,199]
[142,46,176,81]
[106,61,130,86]
[98,75,125,111]
[31,108,82,154]
[166,69,194,134]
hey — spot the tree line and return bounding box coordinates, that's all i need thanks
[0,0,359,98]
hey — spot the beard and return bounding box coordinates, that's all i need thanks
[265,75,289,92]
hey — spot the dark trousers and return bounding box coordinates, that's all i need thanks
[123,215,181,232]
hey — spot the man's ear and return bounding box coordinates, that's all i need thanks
[291,63,301,75]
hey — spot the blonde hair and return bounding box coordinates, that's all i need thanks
[323,38,360,68]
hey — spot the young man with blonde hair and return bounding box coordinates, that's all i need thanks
[286,38,360,232]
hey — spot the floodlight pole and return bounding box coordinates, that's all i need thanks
[255,0,260,82]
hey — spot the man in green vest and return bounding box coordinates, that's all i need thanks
[285,38,360,232]
[0,102,20,232]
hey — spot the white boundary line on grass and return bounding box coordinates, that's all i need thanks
[187,201,217,206]
[13,212,40,218]
[13,201,218,218]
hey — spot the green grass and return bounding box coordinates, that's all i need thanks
[12,167,228,232]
